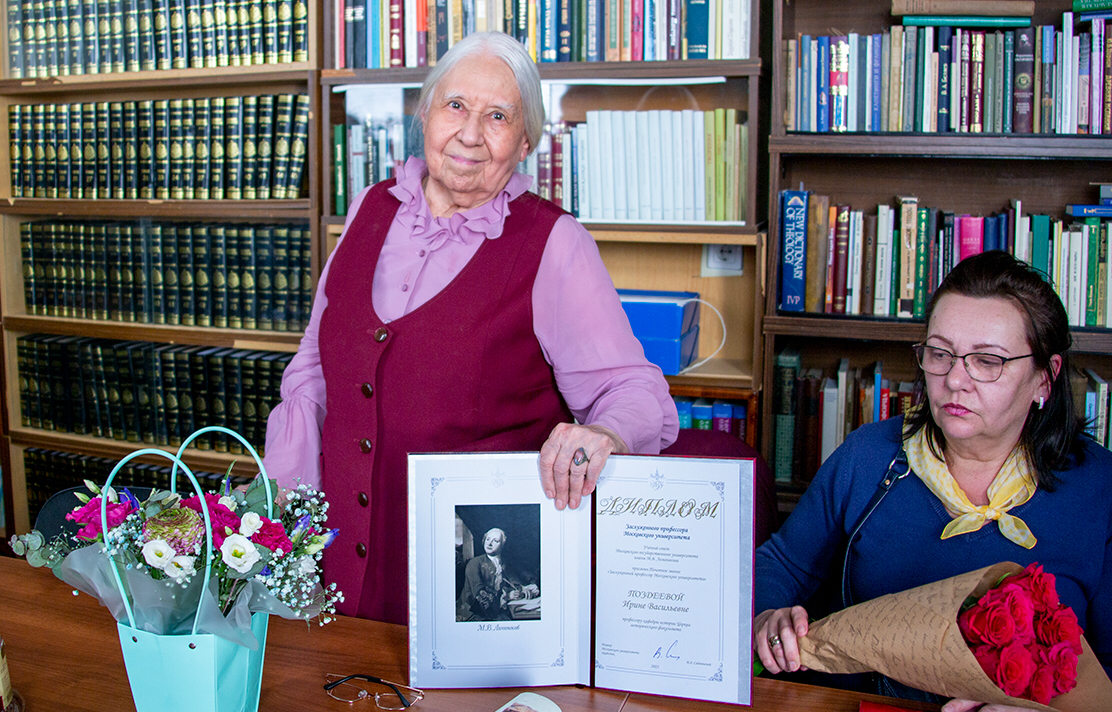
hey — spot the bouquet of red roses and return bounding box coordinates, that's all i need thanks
[959,563,1082,705]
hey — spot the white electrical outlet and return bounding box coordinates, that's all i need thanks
[701,244,744,277]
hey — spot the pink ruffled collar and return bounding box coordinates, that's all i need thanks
[387,157,533,251]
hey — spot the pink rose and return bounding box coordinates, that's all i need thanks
[978,582,1036,644]
[1008,563,1061,613]
[994,641,1038,698]
[251,518,293,557]
[1043,640,1079,695]
[65,496,136,541]
[1035,606,1084,654]
[182,494,241,549]
[1026,664,1056,705]
[959,598,1017,647]
[971,643,1001,679]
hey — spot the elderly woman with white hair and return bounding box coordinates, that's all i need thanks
[263,31,678,624]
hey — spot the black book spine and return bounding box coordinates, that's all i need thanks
[128,342,155,443]
[224,95,243,200]
[119,224,137,321]
[31,0,46,77]
[263,0,276,63]
[297,225,311,328]
[153,99,170,198]
[105,224,123,320]
[223,349,245,453]
[254,225,274,330]
[189,347,211,449]
[9,0,24,78]
[181,99,196,199]
[158,344,180,446]
[108,0,124,72]
[20,0,36,78]
[209,96,225,199]
[59,222,76,317]
[162,224,179,324]
[91,223,109,319]
[81,102,97,197]
[193,97,211,199]
[16,337,31,427]
[55,0,71,75]
[38,337,58,432]
[214,0,229,65]
[25,336,43,428]
[137,100,153,197]
[10,106,23,198]
[177,225,195,325]
[31,223,50,314]
[19,105,34,198]
[95,101,111,197]
[67,0,84,74]
[276,0,291,63]
[89,340,110,437]
[186,0,202,67]
[56,104,72,199]
[79,339,98,435]
[239,225,258,329]
[68,103,83,198]
[149,344,168,445]
[131,222,150,321]
[109,101,124,198]
[257,353,279,438]
[102,340,125,440]
[48,224,65,316]
[148,223,165,323]
[283,222,301,330]
[74,222,89,318]
[138,0,155,69]
[255,94,274,199]
[83,0,100,74]
[270,93,293,198]
[153,0,170,69]
[169,98,184,199]
[207,348,229,451]
[20,222,37,315]
[241,352,261,450]
[192,224,212,326]
[169,0,186,68]
[64,339,86,435]
[210,225,227,327]
[44,104,58,198]
[44,0,59,77]
[123,101,138,199]
[242,95,257,199]
[284,93,309,199]
[200,0,216,66]
[225,226,242,328]
[114,341,139,442]
[236,0,251,66]
[174,346,196,438]
[124,0,140,70]
[291,0,306,61]
[30,105,45,198]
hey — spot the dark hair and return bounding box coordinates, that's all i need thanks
[903,250,1082,489]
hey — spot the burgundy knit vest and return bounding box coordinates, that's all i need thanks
[318,180,573,624]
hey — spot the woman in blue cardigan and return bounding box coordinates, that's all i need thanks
[754,251,1112,709]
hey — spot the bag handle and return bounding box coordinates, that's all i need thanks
[100,426,274,633]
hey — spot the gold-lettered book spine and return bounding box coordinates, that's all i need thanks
[137,100,154,199]
[255,94,274,199]
[182,99,196,199]
[209,96,226,199]
[176,225,195,326]
[194,97,212,200]
[224,96,244,200]
[193,224,212,327]
[153,99,170,199]
[242,95,258,200]
[169,98,184,199]
[109,101,124,199]
[270,93,293,199]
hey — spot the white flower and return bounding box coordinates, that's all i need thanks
[141,539,177,569]
[239,511,264,537]
[296,556,317,576]
[164,556,196,582]
[221,534,261,573]
[218,495,237,512]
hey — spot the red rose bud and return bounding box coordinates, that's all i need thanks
[995,641,1038,698]
[1036,606,1084,654]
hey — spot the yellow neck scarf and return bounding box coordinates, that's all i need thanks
[904,428,1038,549]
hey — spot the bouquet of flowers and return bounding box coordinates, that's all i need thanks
[10,466,343,646]
[795,562,1112,712]
[959,563,1082,705]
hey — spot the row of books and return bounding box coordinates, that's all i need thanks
[8,94,311,201]
[6,0,310,79]
[23,447,251,530]
[773,352,919,486]
[21,220,313,332]
[335,0,749,69]
[334,117,413,214]
[17,334,293,455]
[673,397,749,443]
[785,14,1112,134]
[1075,366,1112,448]
[778,189,1112,328]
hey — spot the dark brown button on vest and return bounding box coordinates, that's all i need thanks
[356,543,367,558]
[361,383,374,398]
[358,492,369,507]
[359,438,373,453]
[373,327,388,342]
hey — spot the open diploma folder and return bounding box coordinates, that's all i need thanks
[407,452,754,706]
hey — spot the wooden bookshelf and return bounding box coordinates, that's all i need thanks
[761,0,1112,501]
[0,1,325,536]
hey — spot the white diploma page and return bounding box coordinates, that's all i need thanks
[408,453,592,689]
[593,455,754,705]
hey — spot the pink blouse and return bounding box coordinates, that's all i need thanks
[262,157,679,487]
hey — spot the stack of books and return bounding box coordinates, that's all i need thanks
[9,93,311,201]
[777,186,1112,329]
[20,220,313,332]
[16,334,293,454]
[5,0,311,79]
[784,0,1112,134]
[333,0,750,68]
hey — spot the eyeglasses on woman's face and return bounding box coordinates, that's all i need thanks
[914,343,1034,383]
[324,673,424,709]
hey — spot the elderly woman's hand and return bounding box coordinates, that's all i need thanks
[753,606,810,675]
[539,423,626,510]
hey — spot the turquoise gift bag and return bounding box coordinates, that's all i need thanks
[102,427,273,712]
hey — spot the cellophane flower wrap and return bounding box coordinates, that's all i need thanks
[795,562,1112,712]
[10,473,344,649]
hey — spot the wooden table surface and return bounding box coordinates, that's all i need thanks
[0,555,938,712]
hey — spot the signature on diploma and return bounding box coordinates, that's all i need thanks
[652,641,681,661]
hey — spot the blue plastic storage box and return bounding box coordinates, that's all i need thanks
[617,290,701,375]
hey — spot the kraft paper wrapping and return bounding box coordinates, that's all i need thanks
[797,562,1112,712]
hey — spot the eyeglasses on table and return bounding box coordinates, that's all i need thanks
[324,673,425,709]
